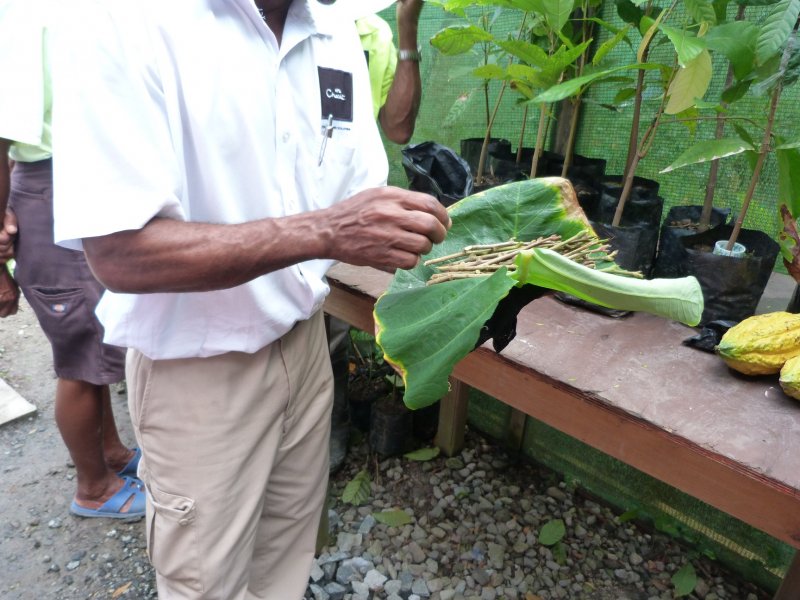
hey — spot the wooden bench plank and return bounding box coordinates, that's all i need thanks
[324,264,800,550]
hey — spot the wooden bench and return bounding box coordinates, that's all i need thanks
[323,263,800,599]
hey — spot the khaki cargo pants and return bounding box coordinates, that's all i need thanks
[126,311,332,600]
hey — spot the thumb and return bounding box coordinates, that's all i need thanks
[3,210,17,235]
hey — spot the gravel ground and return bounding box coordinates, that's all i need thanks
[0,301,772,600]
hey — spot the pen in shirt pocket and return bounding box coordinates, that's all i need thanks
[318,114,334,166]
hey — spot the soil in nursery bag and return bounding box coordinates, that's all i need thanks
[369,396,414,456]
[402,141,474,208]
[681,225,780,324]
[652,206,730,279]
[459,137,511,173]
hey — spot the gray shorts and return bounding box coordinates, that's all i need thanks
[9,159,125,385]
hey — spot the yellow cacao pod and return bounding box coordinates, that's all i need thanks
[716,311,800,375]
[780,355,800,400]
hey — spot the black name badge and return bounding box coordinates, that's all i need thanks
[318,67,353,122]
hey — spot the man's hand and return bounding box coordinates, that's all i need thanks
[320,186,450,271]
[0,266,19,318]
[0,210,18,262]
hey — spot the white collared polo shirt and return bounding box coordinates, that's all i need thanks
[51,0,388,359]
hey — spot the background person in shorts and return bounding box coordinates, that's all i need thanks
[0,1,144,519]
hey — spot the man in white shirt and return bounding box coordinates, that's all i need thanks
[50,1,449,598]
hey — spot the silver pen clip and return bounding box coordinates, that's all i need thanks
[318,114,334,166]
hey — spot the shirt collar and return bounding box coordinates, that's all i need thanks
[303,0,345,37]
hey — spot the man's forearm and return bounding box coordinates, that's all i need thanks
[82,186,451,294]
[379,2,423,144]
[379,60,421,144]
[83,213,331,294]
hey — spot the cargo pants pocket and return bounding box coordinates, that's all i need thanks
[147,485,203,594]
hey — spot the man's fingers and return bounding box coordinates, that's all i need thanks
[3,210,17,235]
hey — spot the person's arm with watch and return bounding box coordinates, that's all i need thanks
[377,0,423,144]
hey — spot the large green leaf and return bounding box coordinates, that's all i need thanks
[661,26,707,67]
[593,24,633,66]
[532,63,662,103]
[541,0,576,32]
[473,64,508,80]
[617,0,645,26]
[755,0,800,65]
[659,138,755,173]
[496,39,550,68]
[375,179,704,409]
[512,249,704,325]
[666,49,713,114]
[686,0,717,26]
[376,272,517,408]
[705,21,759,80]
[431,25,494,55]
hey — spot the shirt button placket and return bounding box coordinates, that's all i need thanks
[275,68,299,214]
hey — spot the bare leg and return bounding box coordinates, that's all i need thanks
[55,378,130,509]
[100,385,135,471]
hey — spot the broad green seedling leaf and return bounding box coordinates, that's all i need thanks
[431,25,494,55]
[705,21,758,80]
[755,0,800,65]
[685,0,717,26]
[666,49,712,114]
[532,63,662,103]
[661,26,707,66]
[375,179,704,409]
[512,250,703,325]
[593,24,633,66]
[660,138,755,173]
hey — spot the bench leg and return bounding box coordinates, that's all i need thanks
[506,408,528,453]
[435,377,470,457]
[774,550,800,600]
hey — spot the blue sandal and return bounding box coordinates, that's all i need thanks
[117,447,141,478]
[70,476,146,519]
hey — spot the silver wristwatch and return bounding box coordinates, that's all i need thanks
[397,46,422,62]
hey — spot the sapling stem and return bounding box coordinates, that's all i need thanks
[727,21,798,251]
[425,231,622,286]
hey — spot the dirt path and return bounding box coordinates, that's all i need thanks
[0,299,156,599]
